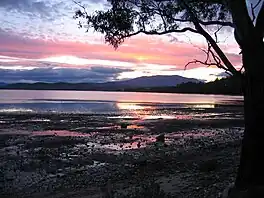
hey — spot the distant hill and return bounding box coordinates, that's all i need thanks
[102,75,201,88]
[173,77,242,95]
[124,76,243,95]
[0,76,242,95]
[1,75,201,90]
[0,82,7,87]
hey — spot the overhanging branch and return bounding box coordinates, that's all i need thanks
[74,0,241,77]
[107,27,199,49]
[73,1,89,17]
[129,0,234,28]
[127,27,199,37]
[181,0,241,77]
[198,20,234,27]
[250,0,262,22]
[164,17,234,27]
[228,0,255,43]
[256,1,264,38]
[185,41,230,74]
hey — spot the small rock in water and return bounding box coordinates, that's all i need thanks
[156,134,165,143]
[121,123,129,129]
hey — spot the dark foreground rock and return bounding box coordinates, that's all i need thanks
[156,134,165,143]
[0,136,242,198]
[0,111,244,198]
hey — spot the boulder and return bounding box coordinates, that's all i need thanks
[156,134,165,143]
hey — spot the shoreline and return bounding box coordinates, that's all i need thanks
[0,110,244,197]
[0,88,243,97]
[1,133,242,198]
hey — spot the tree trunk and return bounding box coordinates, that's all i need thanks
[234,39,264,194]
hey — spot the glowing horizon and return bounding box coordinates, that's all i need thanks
[0,0,242,83]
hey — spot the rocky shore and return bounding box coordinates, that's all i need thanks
[0,106,244,197]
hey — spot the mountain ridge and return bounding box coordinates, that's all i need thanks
[0,75,202,90]
[102,75,202,88]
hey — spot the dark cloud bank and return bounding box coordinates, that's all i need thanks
[0,66,131,83]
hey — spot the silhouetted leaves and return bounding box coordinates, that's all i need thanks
[74,0,232,48]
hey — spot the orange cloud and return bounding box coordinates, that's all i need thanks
[0,31,242,70]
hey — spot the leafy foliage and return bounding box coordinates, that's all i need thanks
[74,0,232,48]
[74,0,263,76]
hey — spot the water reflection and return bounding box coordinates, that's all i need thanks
[116,102,180,120]
[189,104,215,109]
[0,90,243,115]
[116,103,147,110]
[0,108,34,113]
[127,125,146,130]
[0,90,243,104]
[32,130,94,137]
[144,115,175,120]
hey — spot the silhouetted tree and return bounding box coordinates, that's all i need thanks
[74,0,264,196]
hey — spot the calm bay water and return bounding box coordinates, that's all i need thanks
[0,90,244,149]
[0,90,243,114]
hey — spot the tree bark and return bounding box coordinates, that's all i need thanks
[234,38,264,193]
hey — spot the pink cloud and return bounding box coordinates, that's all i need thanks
[0,29,242,70]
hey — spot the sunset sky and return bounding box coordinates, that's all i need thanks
[0,0,247,83]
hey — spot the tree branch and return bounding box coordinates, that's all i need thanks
[137,1,234,28]
[171,18,234,27]
[256,1,264,38]
[157,11,234,27]
[202,28,240,76]
[107,27,199,49]
[164,17,234,27]
[250,0,263,23]
[73,1,89,17]
[198,20,234,27]
[181,0,240,77]
[74,0,240,76]
[185,59,217,68]
[228,0,255,43]
[185,41,229,73]
[125,27,199,37]
[254,0,263,9]
[214,26,223,43]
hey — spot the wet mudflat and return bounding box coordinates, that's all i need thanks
[0,105,244,198]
